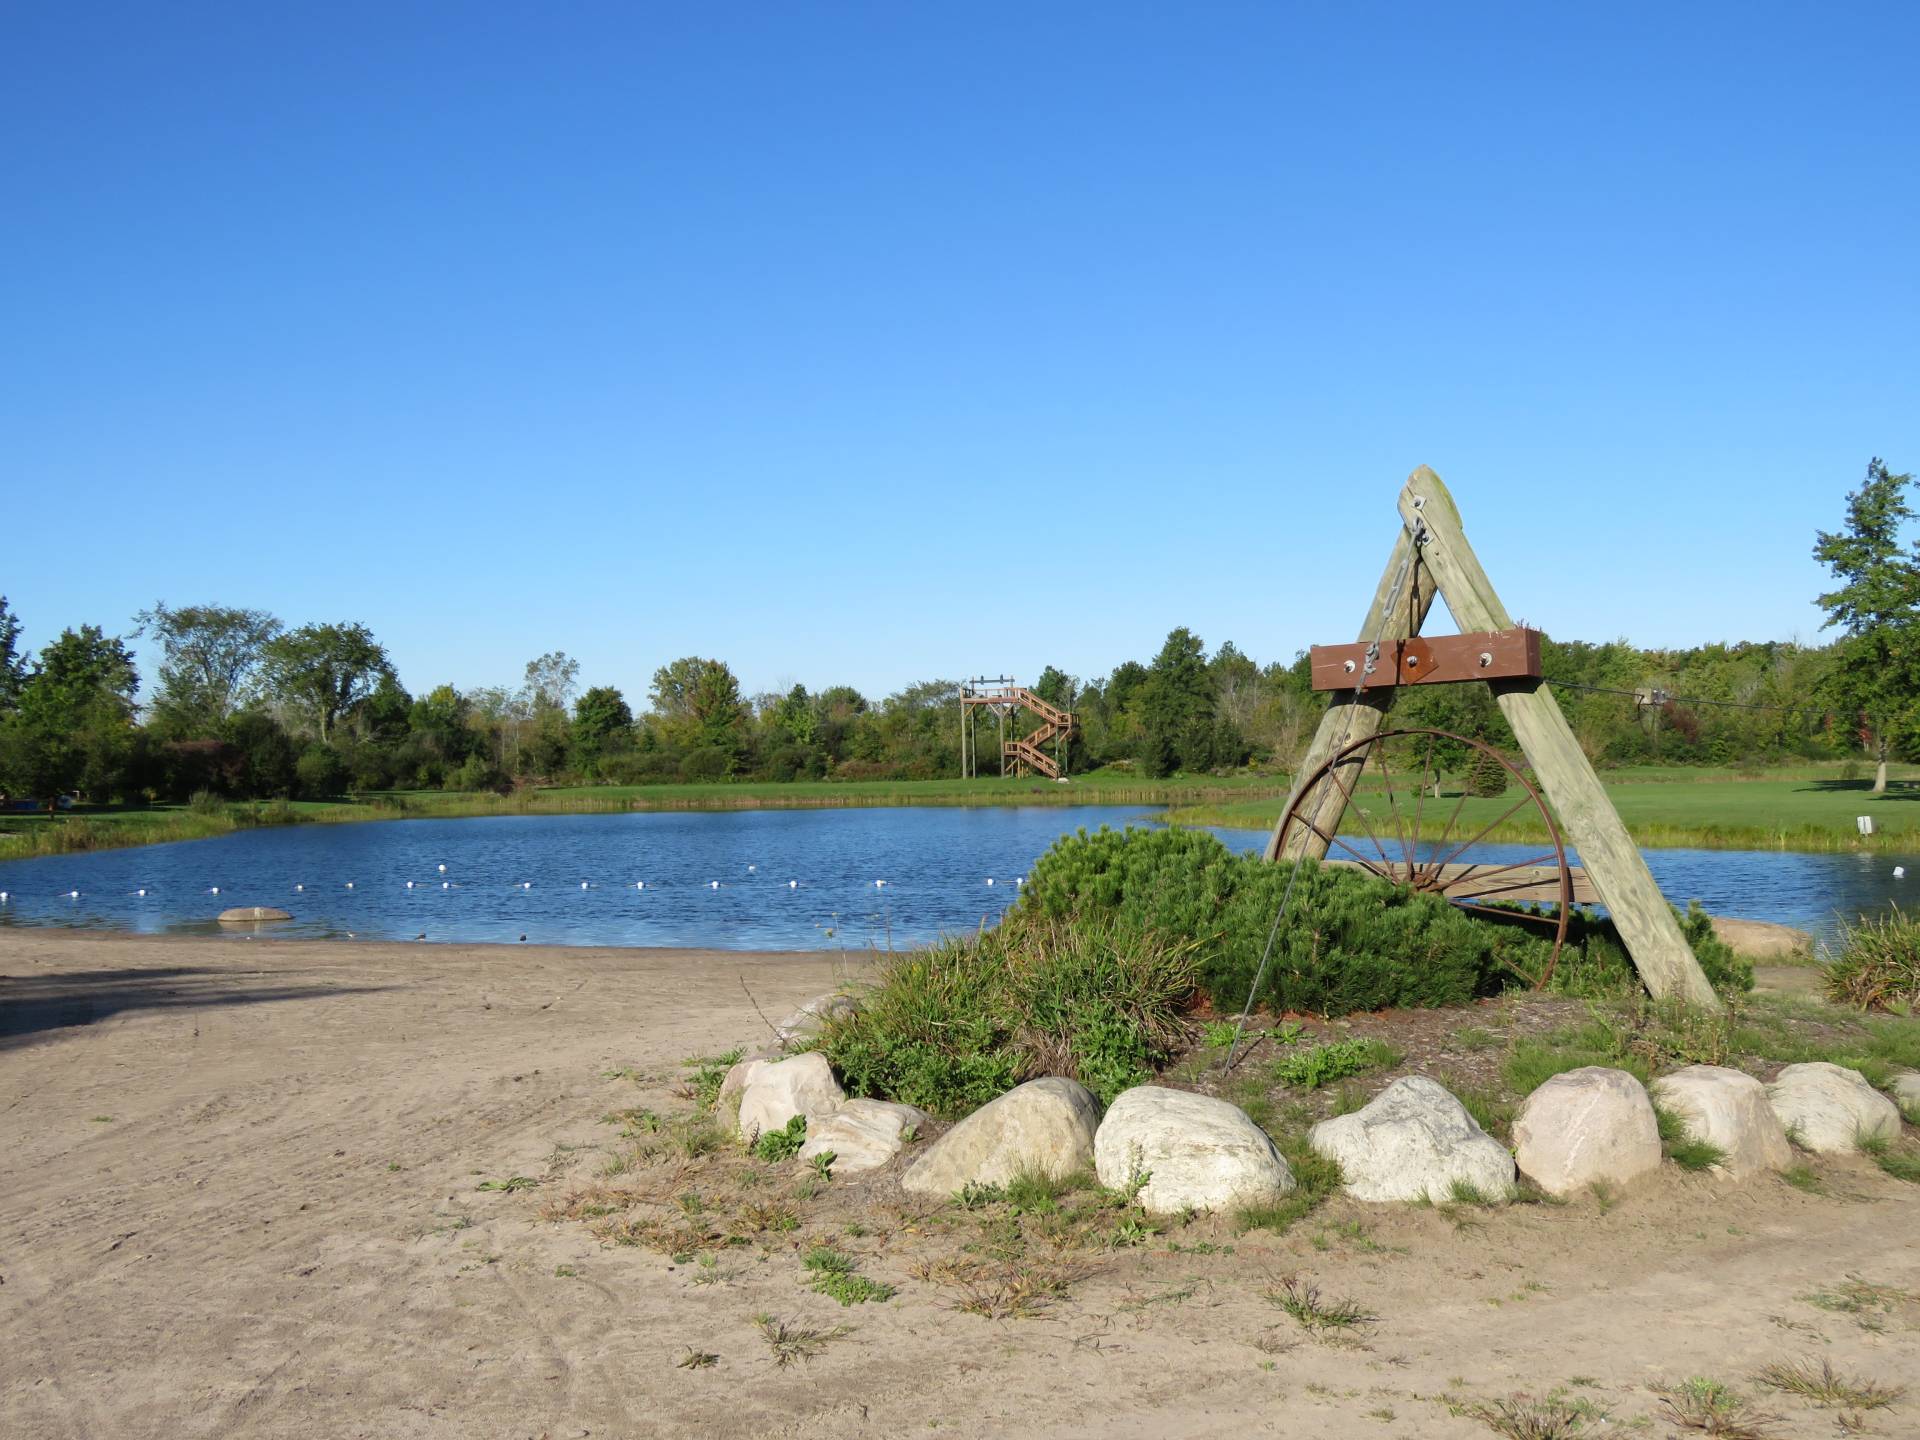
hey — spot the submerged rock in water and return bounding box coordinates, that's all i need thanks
[217,906,292,923]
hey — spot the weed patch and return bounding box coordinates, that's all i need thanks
[1754,1356,1904,1409]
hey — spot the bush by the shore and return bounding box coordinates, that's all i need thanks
[1826,907,1920,1012]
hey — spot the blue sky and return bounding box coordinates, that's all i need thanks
[4,3,1916,706]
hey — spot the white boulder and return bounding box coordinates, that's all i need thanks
[1651,1064,1791,1180]
[1892,1071,1920,1115]
[1766,1062,1901,1154]
[797,1099,928,1174]
[737,1053,846,1143]
[1512,1066,1661,1197]
[1094,1086,1294,1215]
[1308,1076,1515,1204]
[901,1077,1100,1198]
[716,1047,782,1109]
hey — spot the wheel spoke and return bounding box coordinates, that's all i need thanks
[1291,812,1395,883]
[1377,743,1415,879]
[1408,735,1433,871]
[1434,852,1564,896]
[1326,757,1393,875]
[1426,791,1534,875]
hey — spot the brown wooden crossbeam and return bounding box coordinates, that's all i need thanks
[1309,627,1542,692]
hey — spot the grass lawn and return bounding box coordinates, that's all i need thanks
[1165,767,1920,851]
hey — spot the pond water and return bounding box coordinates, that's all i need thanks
[0,806,1912,951]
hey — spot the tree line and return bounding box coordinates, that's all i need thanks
[0,458,1907,804]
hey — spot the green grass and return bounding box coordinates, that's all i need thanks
[1163,764,1920,853]
[1269,1037,1401,1089]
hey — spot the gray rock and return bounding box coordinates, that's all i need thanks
[1766,1062,1901,1154]
[1709,916,1813,961]
[1512,1066,1661,1197]
[737,1053,846,1143]
[217,906,292,922]
[1892,1071,1920,1114]
[774,992,861,1046]
[798,1099,929,1174]
[1308,1076,1515,1204]
[1651,1064,1792,1180]
[900,1078,1100,1198]
[1094,1086,1294,1215]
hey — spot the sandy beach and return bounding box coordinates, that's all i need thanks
[4,929,1917,1439]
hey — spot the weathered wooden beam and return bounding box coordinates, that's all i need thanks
[1309,627,1542,691]
[1264,526,1437,862]
[1396,466,1720,1008]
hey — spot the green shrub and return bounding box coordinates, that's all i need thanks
[1269,1037,1400,1089]
[1826,907,1920,1012]
[1020,826,1542,1014]
[750,1114,806,1161]
[816,911,1197,1115]
[1545,902,1752,999]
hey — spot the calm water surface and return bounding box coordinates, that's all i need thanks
[0,806,1912,950]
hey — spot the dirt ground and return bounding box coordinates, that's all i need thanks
[3,930,1917,1440]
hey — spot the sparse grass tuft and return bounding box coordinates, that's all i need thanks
[1753,1356,1904,1410]
[475,1175,539,1192]
[1467,1394,1595,1439]
[1654,1105,1727,1172]
[753,1313,849,1366]
[1857,1132,1920,1183]
[680,1049,745,1110]
[1780,1164,1825,1195]
[676,1348,719,1370]
[1656,1377,1776,1436]
[1265,1274,1378,1334]
[1234,1133,1342,1235]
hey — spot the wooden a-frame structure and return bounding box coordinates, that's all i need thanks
[1264,466,1720,1009]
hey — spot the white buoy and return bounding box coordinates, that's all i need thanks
[209,886,220,895]
[1016,876,1025,887]
[135,888,147,897]
[635,881,645,890]
[580,881,590,890]
[442,881,450,889]
[1897,867,1907,879]
[346,881,354,890]
[68,890,80,899]
[986,877,995,886]
[295,883,304,892]
[875,879,886,888]
[438,863,447,874]
[406,880,415,889]
[710,880,720,890]
[521,881,531,890]
[747,864,756,873]
[0,891,8,902]
[789,879,798,889]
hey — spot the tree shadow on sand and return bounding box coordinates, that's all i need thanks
[0,966,395,1050]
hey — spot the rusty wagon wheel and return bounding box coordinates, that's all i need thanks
[1273,727,1573,989]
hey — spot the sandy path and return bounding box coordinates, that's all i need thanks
[3,931,1917,1439]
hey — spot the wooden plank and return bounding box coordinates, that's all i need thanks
[1396,466,1720,1008]
[1264,527,1437,862]
[1310,627,1542,691]
[1323,859,1600,906]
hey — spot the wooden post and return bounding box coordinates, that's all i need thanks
[1397,467,1720,1008]
[1264,527,1438,862]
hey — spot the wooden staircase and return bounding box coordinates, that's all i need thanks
[960,680,1076,778]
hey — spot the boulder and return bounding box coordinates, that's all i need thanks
[1766,1062,1901,1154]
[1892,1071,1920,1115]
[1094,1086,1294,1215]
[900,1078,1100,1198]
[797,1099,929,1174]
[737,1053,846,1143]
[1512,1066,1661,1197]
[716,1047,783,1110]
[1308,1076,1515,1204]
[774,992,861,1046]
[217,906,292,923]
[1651,1065,1792,1180]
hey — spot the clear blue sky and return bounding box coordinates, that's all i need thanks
[4,3,1915,707]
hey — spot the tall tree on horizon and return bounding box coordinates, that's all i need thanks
[1813,457,1920,794]
[135,601,282,733]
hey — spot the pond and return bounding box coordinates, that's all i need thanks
[0,806,1912,951]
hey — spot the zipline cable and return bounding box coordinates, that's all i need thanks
[1222,503,1428,1072]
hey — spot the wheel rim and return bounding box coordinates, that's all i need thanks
[1275,727,1572,988]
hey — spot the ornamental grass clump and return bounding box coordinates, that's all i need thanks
[816,910,1199,1116]
[1825,905,1920,1012]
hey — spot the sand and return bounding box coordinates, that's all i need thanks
[3,930,1917,1439]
